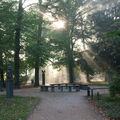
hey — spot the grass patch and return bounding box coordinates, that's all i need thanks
[0,95,40,120]
[93,95,120,120]
[89,81,108,85]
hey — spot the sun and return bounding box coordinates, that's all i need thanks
[23,0,66,29]
[52,20,65,29]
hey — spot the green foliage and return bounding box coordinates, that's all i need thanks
[76,54,94,75]
[1,0,120,85]
[0,0,17,61]
[109,74,120,97]
[0,0,17,86]
[89,81,108,85]
[89,2,120,73]
[0,95,40,120]
[48,0,94,82]
[94,95,120,120]
[103,95,120,102]
[0,0,52,86]
[23,8,51,70]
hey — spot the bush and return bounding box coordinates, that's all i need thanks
[109,74,120,97]
[103,95,120,102]
[93,95,120,120]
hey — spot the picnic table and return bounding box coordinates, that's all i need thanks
[40,83,88,92]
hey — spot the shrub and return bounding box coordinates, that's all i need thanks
[109,74,120,97]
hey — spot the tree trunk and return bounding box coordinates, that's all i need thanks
[1,68,4,88]
[86,72,90,83]
[0,53,4,88]
[0,36,4,88]
[34,0,43,86]
[68,48,75,83]
[34,59,40,86]
[105,71,109,81]
[68,62,74,83]
[66,19,75,84]
[68,39,75,83]
[14,0,23,88]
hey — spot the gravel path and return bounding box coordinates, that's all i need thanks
[1,88,104,120]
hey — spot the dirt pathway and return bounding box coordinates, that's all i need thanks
[1,88,104,120]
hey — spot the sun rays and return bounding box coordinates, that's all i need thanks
[51,20,65,29]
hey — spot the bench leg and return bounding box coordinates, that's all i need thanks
[76,86,80,92]
[60,86,63,92]
[65,84,68,89]
[69,86,72,92]
[40,86,43,92]
[73,84,76,89]
[45,87,48,92]
[51,85,55,92]
[87,89,90,96]
[58,85,61,89]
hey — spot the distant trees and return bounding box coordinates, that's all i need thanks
[19,0,51,86]
[89,1,120,73]
[29,0,50,86]
[0,0,50,87]
[22,0,51,86]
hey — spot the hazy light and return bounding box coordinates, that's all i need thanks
[44,13,55,21]
[23,0,38,9]
[23,0,46,9]
[52,20,65,29]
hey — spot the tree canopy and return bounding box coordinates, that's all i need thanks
[0,0,120,87]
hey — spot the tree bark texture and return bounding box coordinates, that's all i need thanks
[14,0,23,88]
[34,0,43,86]
[0,53,4,88]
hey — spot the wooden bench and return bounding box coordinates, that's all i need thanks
[40,83,89,92]
[50,83,85,92]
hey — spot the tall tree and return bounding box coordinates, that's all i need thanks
[14,0,23,88]
[48,0,93,83]
[34,0,43,86]
[23,1,51,86]
[89,1,120,73]
[0,0,16,87]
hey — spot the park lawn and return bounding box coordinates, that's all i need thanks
[93,95,120,120]
[88,81,109,86]
[0,95,40,120]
